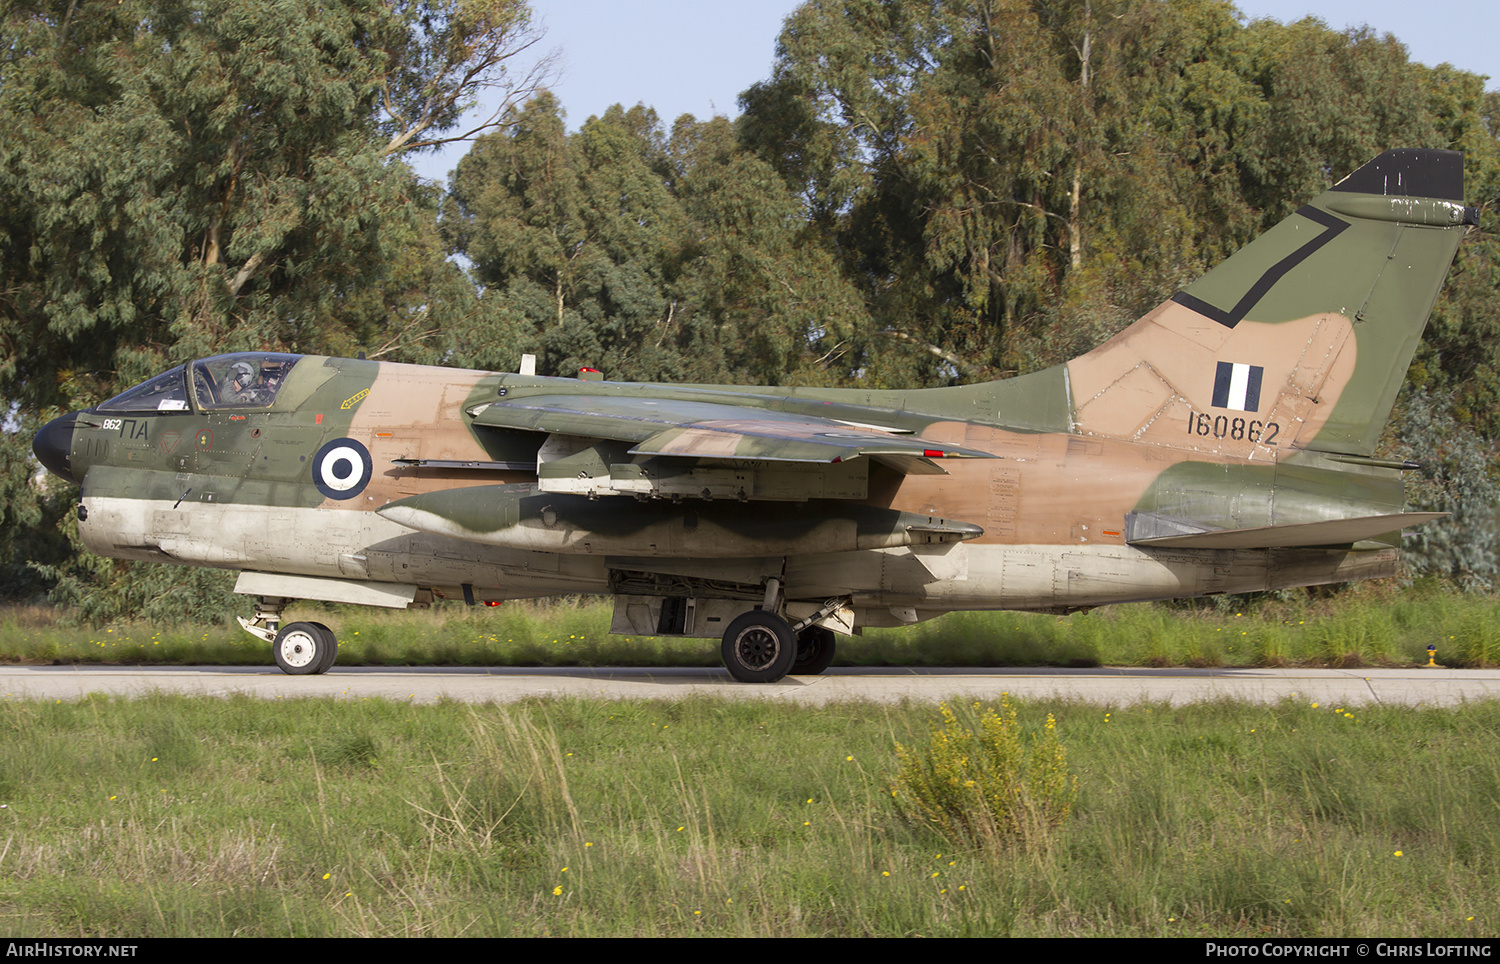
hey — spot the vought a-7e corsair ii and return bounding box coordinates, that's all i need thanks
[33,150,1478,682]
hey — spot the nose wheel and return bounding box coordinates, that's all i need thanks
[272,621,339,675]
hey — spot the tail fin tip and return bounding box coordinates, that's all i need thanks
[1331,148,1463,202]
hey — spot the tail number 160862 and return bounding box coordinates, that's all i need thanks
[1186,408,1279,445]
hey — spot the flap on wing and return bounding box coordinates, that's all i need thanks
[469,393,994,467]
[1125,510,1448,549]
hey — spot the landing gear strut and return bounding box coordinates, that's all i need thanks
[718,580,848,683]
[238,596,339,675]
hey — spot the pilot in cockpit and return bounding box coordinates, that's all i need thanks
[227,361,273,405]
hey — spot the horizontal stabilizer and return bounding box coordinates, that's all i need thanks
[1125,511,1447,549]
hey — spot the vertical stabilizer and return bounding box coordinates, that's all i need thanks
[1066,149,1474,457]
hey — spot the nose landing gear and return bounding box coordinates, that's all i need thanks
[238,596,339,675]
[273,622,339,675]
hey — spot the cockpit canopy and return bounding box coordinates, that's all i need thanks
[192,353,301,410]
[95,353,304,413]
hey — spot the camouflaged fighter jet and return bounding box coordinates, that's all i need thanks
[31,149,1479,682]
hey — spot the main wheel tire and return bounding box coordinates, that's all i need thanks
[308,622,339,674]
[273,622,332,676]
[721,611,797,683]
[792,625,837,676]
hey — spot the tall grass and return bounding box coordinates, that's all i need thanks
[2,693,1498,936]
[5,584,1500,669]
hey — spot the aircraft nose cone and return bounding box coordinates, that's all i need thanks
[32,412,78,484]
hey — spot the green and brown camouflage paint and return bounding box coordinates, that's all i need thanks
[37,150,1476,631]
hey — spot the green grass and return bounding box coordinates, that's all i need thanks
[2,693,1498,936]
[5,584,1500,669]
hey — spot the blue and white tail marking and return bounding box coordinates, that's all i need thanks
[1212,362,1264,413]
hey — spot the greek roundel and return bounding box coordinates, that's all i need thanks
[312,438,372,500]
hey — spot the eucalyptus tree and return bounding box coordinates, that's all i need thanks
[0,0,548,412]
[444,96,869,385]
[740,0,1498,390]
[0,0,549,609]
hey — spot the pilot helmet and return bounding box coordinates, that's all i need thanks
[231,361,254,384]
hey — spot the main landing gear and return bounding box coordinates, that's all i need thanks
[237,596,339,676]
[718,580,840,683]
[792,625,837,676]
[721,610,797,682]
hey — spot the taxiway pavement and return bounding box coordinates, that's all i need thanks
[3,664,1498,706]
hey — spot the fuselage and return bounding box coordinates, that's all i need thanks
[27,149,1471,682]
[35,350,1402,629]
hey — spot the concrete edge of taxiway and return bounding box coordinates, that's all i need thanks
[4,665,1500,707]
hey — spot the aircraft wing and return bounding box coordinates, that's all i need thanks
[379,389,1000,546]
[467,393,995,468]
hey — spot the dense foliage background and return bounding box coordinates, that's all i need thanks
[4,0,1497,617]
